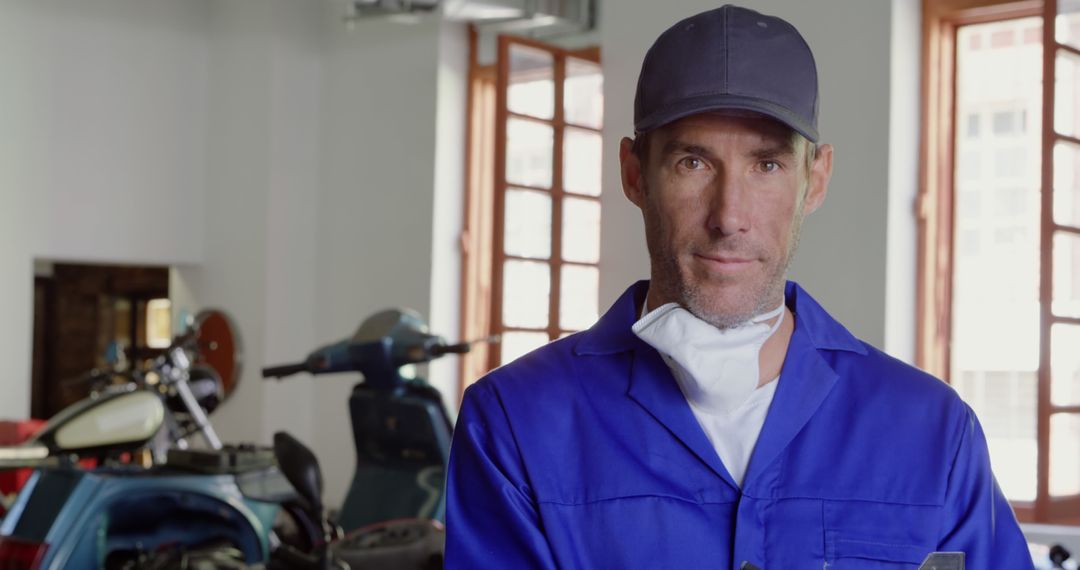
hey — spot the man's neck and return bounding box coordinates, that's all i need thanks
[757,307,794,387]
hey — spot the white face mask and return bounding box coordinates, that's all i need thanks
[632,300,785,415]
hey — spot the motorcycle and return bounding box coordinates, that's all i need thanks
[263,308,479,568]
[0,310,239,473]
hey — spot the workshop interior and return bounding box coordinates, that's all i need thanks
[1,0,1079,567]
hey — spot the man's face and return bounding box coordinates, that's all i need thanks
[619,113,833,328]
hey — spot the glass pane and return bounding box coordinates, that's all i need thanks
[952,372,1038,502]
[562,197,601,264]
[1053,232,1080,318]
[564,57,603,129]
[1052,324,1080,407]
[1054,142,1080,227]
[952,19,1042,503]
[507,118,553,189]
[563,127,602,196]
[1050,413,1080,497]
[1056,49,1080,139]
[1057,0,1080,52]
[145,298,172,349]
[500,331,550,365]
[559,265,599,330]
[502,260,550,328]
[508,44,554,120]
[504,189,551,259]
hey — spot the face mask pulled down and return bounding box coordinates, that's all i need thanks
[632,301,785,415]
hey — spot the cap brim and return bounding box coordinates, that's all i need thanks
[634,94,819,143]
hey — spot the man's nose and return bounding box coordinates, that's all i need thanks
[705,173,750,236]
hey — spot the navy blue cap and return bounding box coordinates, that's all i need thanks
[633,5,819,142]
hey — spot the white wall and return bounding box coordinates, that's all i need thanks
[600,0,906,349]
[885,0,922,364]
[172,0,328,448]
[428,23,469,411]
[0,0,211,419]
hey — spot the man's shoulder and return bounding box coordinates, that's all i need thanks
[846,341,958,394]
[466,332,610,404]
[827,339,971,427]
[786,281,965,412]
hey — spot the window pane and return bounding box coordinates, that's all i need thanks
[1050,413,1080,497]
[953,18,1042,503]
[1055,49,1080,139]
[562,197,601,264]
[1054,141,1080,227]
[500,331,549,365]
[145,298,172,349]
[1053,232,1080,319]
[1051,324,1080,407]
[1057,0,1080,52]
[563,127,602,196]
[502,260,550,328]
[564,57,603,129]
[505,189,551,259]
[507,118,553,189]
[508,44,554,120]
[991,110,1020,135]
[559,265,599,330]
[953,371,1038,501]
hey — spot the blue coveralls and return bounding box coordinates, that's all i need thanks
[446,281,1033,569]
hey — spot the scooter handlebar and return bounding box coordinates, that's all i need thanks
[262,363,309,379]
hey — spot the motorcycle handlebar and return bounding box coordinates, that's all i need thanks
[262,363,309,379]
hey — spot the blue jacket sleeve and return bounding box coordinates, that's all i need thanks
[445,381,558,569]
[937,404,1033,569]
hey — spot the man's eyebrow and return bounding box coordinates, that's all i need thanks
[748,142,796,160]
[659,140,714,159]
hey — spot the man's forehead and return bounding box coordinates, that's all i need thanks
[655,111,798,151]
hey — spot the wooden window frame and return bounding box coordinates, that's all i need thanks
[459,29,602,399]
[490,35,602,373]
[919,0,1080,523]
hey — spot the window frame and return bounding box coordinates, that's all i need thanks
[458,30,602,398]
[919,0,1080,523]
[491,35,602,373]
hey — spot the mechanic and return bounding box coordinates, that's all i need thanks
[446,4,1033,568]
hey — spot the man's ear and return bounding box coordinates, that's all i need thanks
[802,143,833,215]
[620,137,646,208]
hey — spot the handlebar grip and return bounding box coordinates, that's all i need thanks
[262,363,309,379]
[430,342,472,356]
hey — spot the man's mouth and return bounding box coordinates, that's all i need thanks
[694,253,757,271]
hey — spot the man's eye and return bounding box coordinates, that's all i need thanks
[758,160,780,173]
[679,157,705,170]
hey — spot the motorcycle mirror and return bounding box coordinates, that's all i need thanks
[191,310,244,403]
[273,431,324,517]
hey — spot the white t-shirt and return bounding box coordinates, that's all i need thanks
[641,300,781,488]
[673,359,778,487]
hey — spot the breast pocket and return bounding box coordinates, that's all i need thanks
[823,500,940,569]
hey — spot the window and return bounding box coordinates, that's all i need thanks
[921,0,1080,523]
[459,31,603,394]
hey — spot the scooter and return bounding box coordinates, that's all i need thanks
[264,308,477,568]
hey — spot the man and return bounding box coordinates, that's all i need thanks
[446,5,1033,569]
